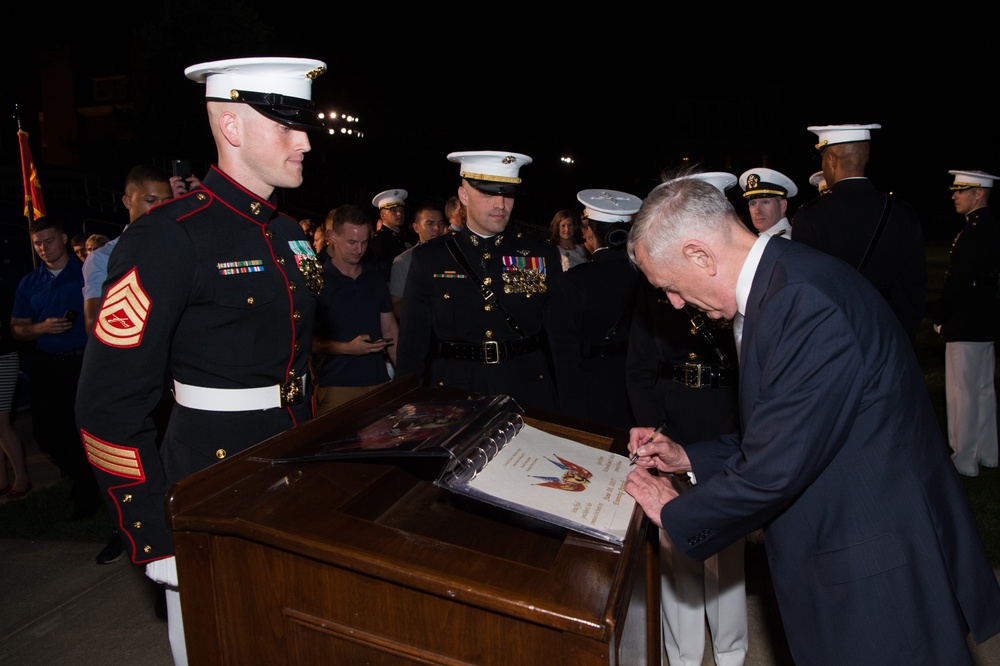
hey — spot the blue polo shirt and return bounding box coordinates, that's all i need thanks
[314,260,392,387]
[13,256,88,353]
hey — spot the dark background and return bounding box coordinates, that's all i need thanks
[2,4,998,281]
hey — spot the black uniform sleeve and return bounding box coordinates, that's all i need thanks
[75,213,196,563]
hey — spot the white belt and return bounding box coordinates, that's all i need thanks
[173,377,305,412]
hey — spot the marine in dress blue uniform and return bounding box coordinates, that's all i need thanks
[792,123,927,346]
[396,151,563,411]
[933,169,1000,476]
[369,188,415,281]
[77,56,326,565]
[550,188,642,431]
[74,56,329,665]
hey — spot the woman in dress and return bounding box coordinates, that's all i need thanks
[547,209,589,272]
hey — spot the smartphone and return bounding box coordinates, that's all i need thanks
[63,310,78,322]
[172,159,192,179]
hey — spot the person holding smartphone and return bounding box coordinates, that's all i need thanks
[312,204,398,415]
[11,216,96,515]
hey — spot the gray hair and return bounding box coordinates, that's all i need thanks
[627,175,737,267]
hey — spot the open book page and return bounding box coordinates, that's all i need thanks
[440,424,637,546]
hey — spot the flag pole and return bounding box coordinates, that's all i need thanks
[16,105,40,268]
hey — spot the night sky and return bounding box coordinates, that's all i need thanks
[5,6,999,242]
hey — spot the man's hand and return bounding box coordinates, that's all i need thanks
[169,175,202,198]
[10,316,73,341]
[624,467,680,529]
[627,427,691,474]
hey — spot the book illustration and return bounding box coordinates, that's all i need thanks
[533,455,593,491]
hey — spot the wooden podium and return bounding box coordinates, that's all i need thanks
[167,377,659,665]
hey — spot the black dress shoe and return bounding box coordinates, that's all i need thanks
[96,530,126,565]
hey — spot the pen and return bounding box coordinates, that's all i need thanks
[629,420,668,465]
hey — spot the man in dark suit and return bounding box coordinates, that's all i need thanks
[623,174,1000,665]
[792,123,927,346]
[625,172,748,666]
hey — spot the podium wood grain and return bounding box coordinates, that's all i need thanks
[168,376,658,665]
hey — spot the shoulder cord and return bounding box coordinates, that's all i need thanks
[445,236,526,338]
[685,305,735,368]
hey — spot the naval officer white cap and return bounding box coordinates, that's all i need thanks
[739,168,798,200]
[807,123,881,151]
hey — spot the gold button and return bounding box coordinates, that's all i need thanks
[437,380,445,387]
[277,256,285,265]
[289,283,297,293]
[123,494,132,503]
[294,341,301,352]
[483,252,491,260]
[133,521,142,529]
[143,545,152,553]
[247,296,255,305]
[216,449,227,459]
[484,304,491,312]
[196,193,207,201]
[485,330,493,338]
[266,229,273,239]
[483,277,492,286]
[688,352,697,360]
[293,310,301,321]
[443,293,450,299]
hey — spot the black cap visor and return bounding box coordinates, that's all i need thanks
[466,178,520,197]
[221,90,326,131]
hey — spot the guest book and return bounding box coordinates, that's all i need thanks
[272,394,637,545]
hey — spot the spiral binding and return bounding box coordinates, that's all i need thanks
[445,413,524,486]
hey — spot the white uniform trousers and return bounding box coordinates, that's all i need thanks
[147,556,188,666]
[660,530,748,666]
[945,341,998,475]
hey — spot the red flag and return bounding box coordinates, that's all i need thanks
[18,129,46,221]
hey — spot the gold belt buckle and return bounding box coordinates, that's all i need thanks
[280,377,304,407]
[683,362,704,389]
[483,340,501,365]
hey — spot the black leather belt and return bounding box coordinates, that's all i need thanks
[438,335,540,364]
[662,362,736,389]
[581,340,629,358]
